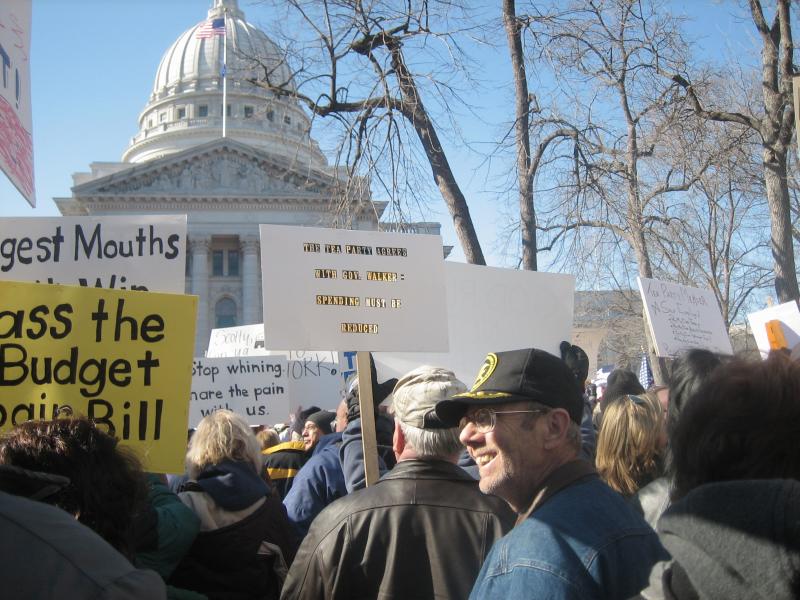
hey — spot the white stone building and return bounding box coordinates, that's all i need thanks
[55,0,443,354]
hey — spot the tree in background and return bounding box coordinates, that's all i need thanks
[671,0,797,304]
[247,0,486,264]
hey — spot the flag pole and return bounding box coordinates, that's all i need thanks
[222,11,227,138]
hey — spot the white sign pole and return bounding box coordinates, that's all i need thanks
[356,351,379,486]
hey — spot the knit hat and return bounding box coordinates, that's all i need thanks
[305,410,335,435]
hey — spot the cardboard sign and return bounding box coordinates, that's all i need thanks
[259,225,448,351]
[638,276,733,357]
[374,263,575,385]
[0,216,187,293]
[189,356,289,427]
[747,301,800,359]
[0,1,34,206]
[0,280,197,473]
[207,324,343,410]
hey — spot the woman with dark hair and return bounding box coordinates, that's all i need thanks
[0,417,147,559]
[635,352,800,599]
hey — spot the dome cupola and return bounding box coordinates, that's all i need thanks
[123,0,326,167]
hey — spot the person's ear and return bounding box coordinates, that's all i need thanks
[393,420,405,456]
[541,409,571,450]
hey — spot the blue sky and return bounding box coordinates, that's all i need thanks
[0,0,774,266]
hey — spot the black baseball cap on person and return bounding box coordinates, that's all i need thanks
[435,348,584,425]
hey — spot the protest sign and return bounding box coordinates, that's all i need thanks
[0,0,34,207]
[207,324,343,410]
[0,216,187,293]
[374,262,575,385]
[638,276,733,357]
[259,224,448,351]
[0,280,197,473]
[747,301,800,359]
[189,355,289,427]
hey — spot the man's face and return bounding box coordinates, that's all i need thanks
[459,401,548,512]
[302,421,322,451]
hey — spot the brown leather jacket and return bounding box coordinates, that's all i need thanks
[281,459,515,600]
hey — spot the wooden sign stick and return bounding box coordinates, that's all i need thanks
[356,351,380,487]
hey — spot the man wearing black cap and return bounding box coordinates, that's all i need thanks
[435,348,668,600]
[282,366,515,600]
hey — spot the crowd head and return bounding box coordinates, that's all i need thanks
[596,391,665,496]
[185,409,262,478]
[0,417,146,558]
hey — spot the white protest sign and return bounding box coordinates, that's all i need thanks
[190,356,289,427]
[0,0,34,207]
[374,263,575,385]
[207,324,343,410]
[0,216,187,293]
[260,225,448,351]
[638,276,733,357]
[747,301,800,359]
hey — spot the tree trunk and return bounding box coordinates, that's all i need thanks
[764,150,799,302]
[388,42,485,265]
[503,0,537,270]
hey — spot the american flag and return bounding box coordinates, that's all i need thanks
[638,349,654,390]
[196,17,226,38]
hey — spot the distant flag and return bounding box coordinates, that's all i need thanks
[196,17,226,38]
[638,348,654,390]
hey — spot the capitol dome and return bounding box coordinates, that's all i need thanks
[123,0,327,168]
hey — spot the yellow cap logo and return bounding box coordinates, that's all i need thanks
[471,353,498,391]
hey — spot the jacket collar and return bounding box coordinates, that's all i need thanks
[379,458,474,483]
[516,459,597,524]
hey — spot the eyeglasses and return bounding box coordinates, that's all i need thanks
[459,407,548,433]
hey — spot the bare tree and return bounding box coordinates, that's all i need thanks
[247,0,486,264]
[671,0,798,304]
[518,0,728,382]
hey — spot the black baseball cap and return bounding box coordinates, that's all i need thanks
[435,348,584,425]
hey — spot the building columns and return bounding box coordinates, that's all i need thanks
[241,236,261,324]
[189,236,211,353]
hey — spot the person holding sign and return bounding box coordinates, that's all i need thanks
[169,410,298,599]
[282,366,514,600]
[435,348,668,600]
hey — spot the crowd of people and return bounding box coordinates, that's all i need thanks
[1,343,799,599]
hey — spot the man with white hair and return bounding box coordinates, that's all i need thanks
[280,366,515,600]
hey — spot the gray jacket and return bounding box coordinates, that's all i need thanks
[0,491,166,599]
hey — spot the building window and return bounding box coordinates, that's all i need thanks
[228,250,239,276]
[198,104,208,117]
[283,115,291,125]
[244,105,254,119]
[177,107,186,119]
[159,112,166,123]
[266,110,274,122]
[212,248,240,277]
[148,119,153,128]
[221,104,231,116]
[215,298,237,328]
[212,250,224,276]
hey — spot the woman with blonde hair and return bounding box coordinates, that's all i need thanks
[170,410,298,600]
[596,392,666,498]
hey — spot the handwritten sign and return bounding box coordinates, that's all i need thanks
[375,263,575,384]
[206,324,343,410]
[0,216,187,293]
[0,0,34,206]
[747,301,800,359]
[0,280,197,473]
[189,356,289,427]
[259,225,448,351]
[638,276,732,357]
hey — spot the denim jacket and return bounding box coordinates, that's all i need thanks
[469,466,668,600]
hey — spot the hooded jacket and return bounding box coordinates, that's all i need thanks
[638,479,800,600]
[170,460,298,600]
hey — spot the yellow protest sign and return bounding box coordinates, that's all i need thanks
[0,280,197,473]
